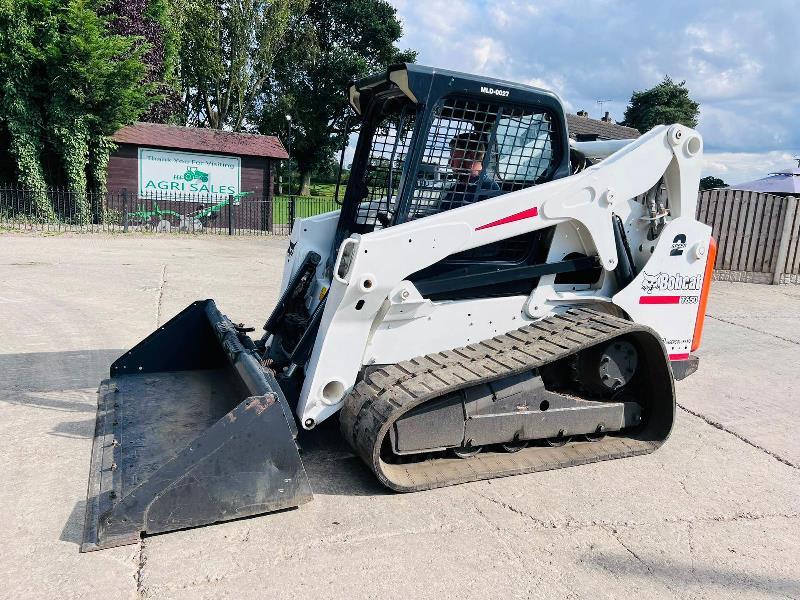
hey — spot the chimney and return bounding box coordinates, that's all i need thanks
[601,111,611,122]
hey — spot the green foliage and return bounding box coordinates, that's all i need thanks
[0,0,413,219]
[47,0,152,136]
[272,195,339,223]
[105,0,181,122]
[179,0,309,130]
[312,157,349,184]
[700,175,727,190]
[88,134,117,220]
[47,0,152,222]
[0,0,153,222]
[0,0,55,218]
[257,0,415,194]
[622,76,699,133]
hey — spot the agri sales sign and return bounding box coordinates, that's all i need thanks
[138,148,241,200]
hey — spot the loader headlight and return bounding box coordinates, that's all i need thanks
[334,238,359,283]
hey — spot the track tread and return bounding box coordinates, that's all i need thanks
[340,308,675,491]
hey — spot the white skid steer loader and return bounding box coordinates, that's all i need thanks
[82,64,715,551]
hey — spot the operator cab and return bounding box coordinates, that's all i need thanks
[334,64,574,300]
[338,63,570,241]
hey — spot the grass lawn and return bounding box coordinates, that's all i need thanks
[271,195,340,225]
[309,183,342,197]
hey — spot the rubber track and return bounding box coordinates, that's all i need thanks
[339,307,675,492]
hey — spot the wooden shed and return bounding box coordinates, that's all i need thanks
[106,122,288,232]
[109,122,288,198]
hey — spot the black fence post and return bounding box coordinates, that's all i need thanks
[289,195,296,231]
[228,194,234,236]
[263,160,274,234]
[122,189,129,233]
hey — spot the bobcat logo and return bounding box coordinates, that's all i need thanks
[640,271,702,293]
[641,272,660,293]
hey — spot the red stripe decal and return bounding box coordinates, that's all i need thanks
[669,353,690,361]
[639,295,680,304]
[475,207,538,231]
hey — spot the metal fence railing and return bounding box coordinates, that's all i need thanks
[6,185,798,284]
[0,186,340,236]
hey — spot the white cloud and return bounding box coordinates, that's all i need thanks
[491,6,511,28]
[698,102,795,153]
[683,23,764,100]
[386,1,476,85]
[703,150,797,185]
[525,75,571,110]
[472,37,508,73]
[388,0,800,183]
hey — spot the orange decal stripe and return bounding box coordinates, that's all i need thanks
[691,237,717,352]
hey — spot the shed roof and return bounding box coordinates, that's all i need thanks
[113,122,289,159]
[566,114,640,140]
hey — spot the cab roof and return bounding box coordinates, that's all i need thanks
[347,63,564,116]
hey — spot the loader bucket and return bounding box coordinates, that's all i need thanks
[81,300,312,552]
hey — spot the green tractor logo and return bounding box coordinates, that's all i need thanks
[183,166,209,183]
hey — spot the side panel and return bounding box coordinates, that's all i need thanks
[365,295,530,365]
[278,210,339,299]
[613,216,713,359]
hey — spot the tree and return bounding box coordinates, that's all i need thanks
[312,156,344,183]
[700,175,727,190]
[0,0,54,218]
[0,0,153,221]
[104,0,181,123]
[48,0,153,219]
[179,0,309,130]
[256,0,415,195]
[622,76,699,133]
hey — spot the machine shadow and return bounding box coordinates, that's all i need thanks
[61,499,305,547]
[0,349,123,393]
[67,429,388,548]
[60,500,87,545]
[298,417,391,497]
[0,349,124,439]
[586,553,799,596]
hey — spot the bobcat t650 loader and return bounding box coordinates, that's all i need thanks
[82,64,715,551]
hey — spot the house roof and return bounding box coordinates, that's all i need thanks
[566,114,640,140]
[113,122,289,160]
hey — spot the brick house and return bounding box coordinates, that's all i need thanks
[566,111,640,142]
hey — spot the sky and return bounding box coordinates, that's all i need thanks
[385,0,799,185]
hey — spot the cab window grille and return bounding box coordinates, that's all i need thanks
[356,106,417,227]
[404,97,556,222]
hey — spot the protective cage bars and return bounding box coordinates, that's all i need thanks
[356,106,418,227]
[403,97,557,221]
[352,95,559,230]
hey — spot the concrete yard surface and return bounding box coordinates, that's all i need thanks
[0,233,798,599]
